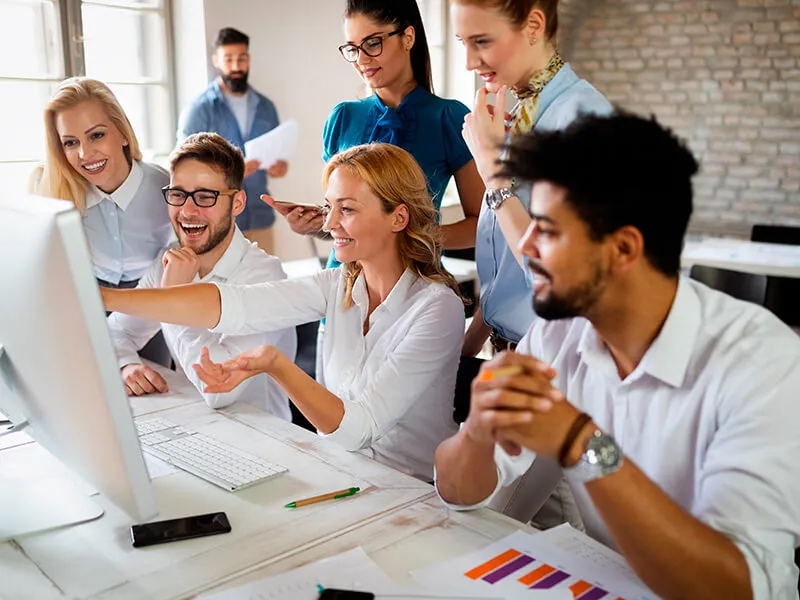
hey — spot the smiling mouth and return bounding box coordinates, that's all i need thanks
[333,236,353,247]
[361,67,380,78]
[180,222,208,236]
[82,159,107,173]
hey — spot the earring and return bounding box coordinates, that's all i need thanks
[529,37,538,46]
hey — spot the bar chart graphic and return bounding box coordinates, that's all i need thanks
[412,528,658,600]
[463,547,622,599]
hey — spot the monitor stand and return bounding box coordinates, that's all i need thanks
[0,477,104,541]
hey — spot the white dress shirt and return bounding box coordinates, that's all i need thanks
[439,277,800,599]
[107,227,295,420]
[213,268,463,480]
[83,160,173,284]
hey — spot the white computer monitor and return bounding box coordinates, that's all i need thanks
[0,194,157,539]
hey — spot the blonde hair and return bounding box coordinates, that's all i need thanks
[322,143,463,309]
[32,77,142,214]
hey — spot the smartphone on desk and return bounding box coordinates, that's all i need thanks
[130,511,231,548]
[318,589,375,600]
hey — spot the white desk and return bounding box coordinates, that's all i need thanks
[682,237,800,278]
[1,365,531,600]
[283,256,478,285]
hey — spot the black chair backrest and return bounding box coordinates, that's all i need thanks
[750,225,800,327]
[689,265,768,306]
[751,224,800,246]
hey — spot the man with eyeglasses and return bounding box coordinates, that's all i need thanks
[177,27,287,256]
[106,133,295,420]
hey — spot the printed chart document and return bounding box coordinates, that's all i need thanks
[412,526,658,600]
[244,119,298,168]
[200,546,528,600]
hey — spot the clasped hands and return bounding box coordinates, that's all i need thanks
[192,345,281,393]
[463,351,584,461]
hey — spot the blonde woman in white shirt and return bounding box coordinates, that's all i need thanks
[102,143,464,481]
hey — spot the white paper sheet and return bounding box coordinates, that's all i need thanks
[244,119,298,168]
[199,547,510,600]
[412,526,657,600]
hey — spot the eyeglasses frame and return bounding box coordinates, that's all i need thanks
[161,186,240,208]
[338,27,405,63]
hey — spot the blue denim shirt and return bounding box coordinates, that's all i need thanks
[476,64,613,342]
[177,80,280,230]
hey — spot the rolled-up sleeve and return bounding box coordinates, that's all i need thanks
[321,290,464,451]
[695,350,800,599]
[212,269,337,336]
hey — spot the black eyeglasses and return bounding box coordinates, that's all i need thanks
[161,187,239,208]
[338,28,404,63]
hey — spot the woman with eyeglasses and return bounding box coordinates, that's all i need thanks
[265,0,484,257]
[102,143,464,482]
[31,77,172,291]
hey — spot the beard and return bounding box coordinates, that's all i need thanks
[175,211,233,255]
[221,69,249,94]
[529,258,608,321]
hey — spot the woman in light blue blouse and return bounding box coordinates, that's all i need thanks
[32,78,173,290]
[268,0,484,261]
[452,0,613,355]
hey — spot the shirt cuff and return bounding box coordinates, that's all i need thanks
[317,401,367,451]
[117,351,141,370]
[433,464,505,512]
[209,282,244,334]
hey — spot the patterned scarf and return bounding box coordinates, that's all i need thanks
[510,53,565,136]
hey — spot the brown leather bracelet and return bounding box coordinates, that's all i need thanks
[558,412,593,468]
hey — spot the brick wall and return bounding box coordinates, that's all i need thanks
[558,0,800,237]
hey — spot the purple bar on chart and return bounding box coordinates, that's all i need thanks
[483,555,535,584]
[530,570,571,589]
[579,588,609,600]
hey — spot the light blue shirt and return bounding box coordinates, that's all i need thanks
[177,81,280,230]
[476,64,613,342]
[83,160,172,284]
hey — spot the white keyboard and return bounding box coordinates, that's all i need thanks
[135,417,288,492]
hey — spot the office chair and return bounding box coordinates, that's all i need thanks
[290,321,320,432]
[750,224,800,328]
[688,265,767,306]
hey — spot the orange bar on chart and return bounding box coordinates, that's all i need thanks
[518,563,556,586]
[464,549,523,580]
[570,581,593,597]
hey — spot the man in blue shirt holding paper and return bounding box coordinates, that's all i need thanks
[177,27,288,255]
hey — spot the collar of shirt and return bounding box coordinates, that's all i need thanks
[535,63,579,126]
[85,159,144,211]
[196,226,251,284]
[350,268,418,326]
[576,276,700,388]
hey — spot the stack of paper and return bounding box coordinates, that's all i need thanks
[244,119,299,168]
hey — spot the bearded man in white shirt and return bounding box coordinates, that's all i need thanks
[434,112,800,600]
[107,132,295,419]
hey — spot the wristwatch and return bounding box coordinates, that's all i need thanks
[484,186,514,211]
[568,428,623,483]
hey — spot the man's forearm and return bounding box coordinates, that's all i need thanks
[102,283,222,329]
[587,460,752,600]
[434,430,499,506]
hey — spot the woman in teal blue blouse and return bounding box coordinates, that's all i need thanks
[267,0,484,259]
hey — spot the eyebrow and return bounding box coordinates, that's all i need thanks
[323,196,359,204]
[345,30,386,44]
[530,213,558,226]
[59,123,106,139]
